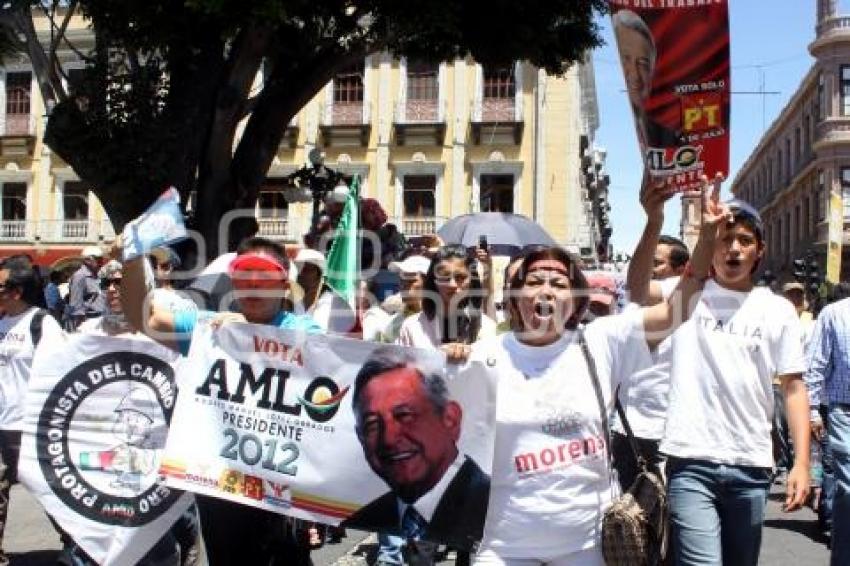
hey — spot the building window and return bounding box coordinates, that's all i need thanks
[257,180,289,218]
[483,67,515,99]
[402,175,436,217]
[804,115,811,158]
[5,72,31,136]
[776,151,782,186]
[817,72,825,121]
[785,138,791,182]
[795,204,801,244]
[63,182,89,220]
[5,72,30,116]
[843,66,850,116]
[785,211,791,253]
[333,64,364,103]
[803,196,810,237]
[817,170,826,221]
[767,158,773,190]
[480,174,514,213]
[406,62,438,101]
[1,183,25,221]
[775,218,783,255]
[842,167,850,217]
[795,127,801,167]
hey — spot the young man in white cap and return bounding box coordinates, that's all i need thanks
[294,248,356,334]
[68,245,107,328]
[374,255,430,343]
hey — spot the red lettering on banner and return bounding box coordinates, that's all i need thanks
[251,336,304,367]
[514,435,607,474]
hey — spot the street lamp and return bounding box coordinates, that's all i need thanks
[286,147,351,234]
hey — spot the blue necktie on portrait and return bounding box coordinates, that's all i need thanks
[402,506,427,541]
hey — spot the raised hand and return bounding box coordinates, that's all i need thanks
[639,171,676,219]
[700,172,732,232]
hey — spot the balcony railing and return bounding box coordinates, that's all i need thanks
[817,16,850,37]
[0,220,27,240]
[815,117,850,147]
[394,99,447,124]
[3,113,33,137]
[256,216,310,241]
[392,216,446,236]
[257,217,291,239]
[61,220,89,239]
[0,219,116,243]
[323,101,371,126]
[472,96,521,123]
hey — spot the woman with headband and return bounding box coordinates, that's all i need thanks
[467,177,730,566]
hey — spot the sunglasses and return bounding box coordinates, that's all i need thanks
[100,278,122,290]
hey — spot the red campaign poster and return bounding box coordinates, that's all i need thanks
[609,0,730,192]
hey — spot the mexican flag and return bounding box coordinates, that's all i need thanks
[325,175,360,306]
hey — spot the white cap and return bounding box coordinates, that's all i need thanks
[389,255,430,276]
[81,245,104,259]
[294,248,326,273]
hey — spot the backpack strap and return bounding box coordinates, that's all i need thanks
[30,308,47,348]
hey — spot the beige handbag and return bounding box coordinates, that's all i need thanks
[578,331,668,566]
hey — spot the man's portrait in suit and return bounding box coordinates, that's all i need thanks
[342,346,490,550]
[613,9,682,149]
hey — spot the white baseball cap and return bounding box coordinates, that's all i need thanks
[294,248,326,273]
[389,255,430,276]
[81,245,104,259]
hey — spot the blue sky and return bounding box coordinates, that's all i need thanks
[593,2,817,255]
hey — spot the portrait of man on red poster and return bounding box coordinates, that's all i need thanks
[610,0,731,192]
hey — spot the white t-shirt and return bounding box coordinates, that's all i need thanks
[0,308,63,430]
[151,288,198,313]
[616,276,679,440]
[472,310,650,559]
[661,280,805,468]
[396,312,497,348]
[307,289,356,335]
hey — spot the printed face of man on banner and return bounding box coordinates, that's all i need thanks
[614,10,655,114]
[352,350,461,503]
[344,346,491,549]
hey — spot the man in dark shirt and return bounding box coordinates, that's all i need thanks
[68,246,106,328]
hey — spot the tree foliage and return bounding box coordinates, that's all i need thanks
[0,0,607,254]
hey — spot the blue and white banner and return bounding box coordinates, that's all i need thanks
[162,323,496,550]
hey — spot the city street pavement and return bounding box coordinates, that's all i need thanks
[4,480,831,565]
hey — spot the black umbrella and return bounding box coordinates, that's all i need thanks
[437,212,557,255]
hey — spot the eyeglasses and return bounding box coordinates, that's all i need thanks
[100,278,122,290]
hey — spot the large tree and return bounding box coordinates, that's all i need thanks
[1,0,606,255]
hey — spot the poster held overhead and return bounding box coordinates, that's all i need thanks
[610,0,731,192]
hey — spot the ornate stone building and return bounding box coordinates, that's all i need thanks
[730,0,850,281]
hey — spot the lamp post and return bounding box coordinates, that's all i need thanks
[286,148,351,234]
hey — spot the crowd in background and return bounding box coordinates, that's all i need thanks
[0,175,846,566]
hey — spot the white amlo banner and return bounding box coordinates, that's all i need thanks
[162,323,496,550]
[18,334,194,566]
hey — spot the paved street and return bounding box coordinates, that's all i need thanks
[4,480,831,565]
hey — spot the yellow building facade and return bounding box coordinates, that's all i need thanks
[0,15,603,265]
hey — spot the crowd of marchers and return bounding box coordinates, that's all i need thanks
[0,172,846,566]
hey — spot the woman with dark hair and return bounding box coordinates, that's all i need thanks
[396,244,496,360]
[467,177,728,566]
